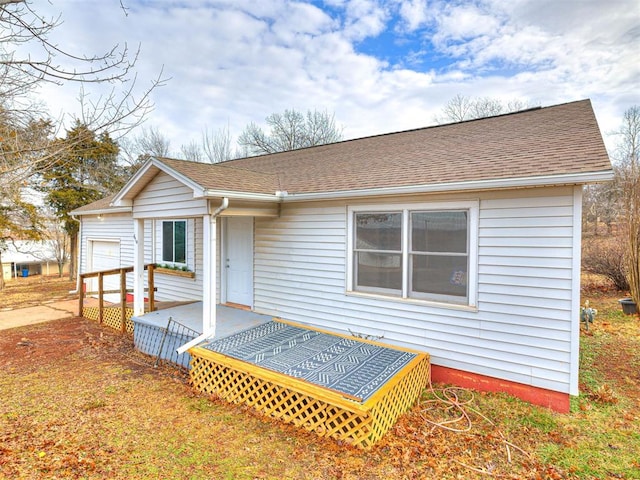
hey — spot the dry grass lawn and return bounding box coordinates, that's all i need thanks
[0,274,638,479]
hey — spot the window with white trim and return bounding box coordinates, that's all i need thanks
[162,220,187,265]
[348,202,478,306]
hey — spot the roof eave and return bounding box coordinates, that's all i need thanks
[280,170,615,202]
[202,189,282,202]
[70,206,133,217]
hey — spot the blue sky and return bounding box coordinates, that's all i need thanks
[34,0,640,154]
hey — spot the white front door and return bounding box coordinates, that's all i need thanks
[225,217,253,307]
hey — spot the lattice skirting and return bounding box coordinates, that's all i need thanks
[189,330,430,449]
[82,306,134,333]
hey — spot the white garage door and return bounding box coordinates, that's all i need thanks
[90,240,121,302]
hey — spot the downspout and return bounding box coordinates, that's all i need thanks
[177,197,229,354]
[211,197,229,216]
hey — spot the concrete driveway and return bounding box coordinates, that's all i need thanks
[0,299,82,331]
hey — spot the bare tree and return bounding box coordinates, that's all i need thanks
[616,106,640,304]
[180,140,204,162]
[238,108,343,156]
[0,0,166,186]
[582,180,620,235]
[39,221,69,278]
[137,126,171,158]
[435,95,537,124]
[202,124,235,163]
[119,125,171,174]
[0,0,166,286]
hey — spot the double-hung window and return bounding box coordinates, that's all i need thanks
[349,201,478,307]
[162,220,187,265]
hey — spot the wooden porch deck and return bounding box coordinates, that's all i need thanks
[189,319,430,449]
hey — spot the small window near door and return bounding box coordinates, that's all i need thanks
[162,220,186,264]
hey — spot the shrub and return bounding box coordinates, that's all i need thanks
[582,235,629,291]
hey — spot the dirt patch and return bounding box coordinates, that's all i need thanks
[0,317,137,367]
[0,275,76,310]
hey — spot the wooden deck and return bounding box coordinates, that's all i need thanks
[189,319,430,449]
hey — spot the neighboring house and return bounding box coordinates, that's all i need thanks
[71,100,613,412]
[1,240,69,279]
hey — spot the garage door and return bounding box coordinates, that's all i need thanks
[90,240,121,302]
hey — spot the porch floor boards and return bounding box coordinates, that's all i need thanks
[132,302,273,338]
[189,319,430,449]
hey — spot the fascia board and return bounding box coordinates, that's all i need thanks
[279,170,615,202]
[70,207,132,216]
[111,158,156,206]
[203,189,281,202]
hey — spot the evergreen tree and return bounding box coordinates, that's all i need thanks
[39,122,123,279]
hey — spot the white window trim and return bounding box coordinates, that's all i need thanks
[160,219,188,267]
[347,200,479,310]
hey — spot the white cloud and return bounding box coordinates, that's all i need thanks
[24,0,640,157]
[433,3,501,41]
[397,0,429,32]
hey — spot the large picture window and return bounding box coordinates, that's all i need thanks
[162,220,186,264]
[349,202,478,306]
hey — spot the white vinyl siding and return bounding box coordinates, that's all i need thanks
[254,187,579,395]
[132,172,208,218]
[79,173,207,302]
[132,173,205,301]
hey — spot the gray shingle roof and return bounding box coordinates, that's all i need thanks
[76,99,612,213]
[70,194,119,214]
[162,99,611,196]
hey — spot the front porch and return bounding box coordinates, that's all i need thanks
[82,298,272,369]
[132,303,272,368]
[78,263,430,448]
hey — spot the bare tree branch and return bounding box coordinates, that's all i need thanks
[202,123,235,163]
[238,108,343,156]
[435,95,537,124]
[180,140,204,162]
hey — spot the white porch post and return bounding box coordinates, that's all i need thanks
[202,213,217,336]
[133,218,145,316]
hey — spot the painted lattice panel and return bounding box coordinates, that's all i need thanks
[367,355,431,445]
[189,349,429,449]
[82,306,134,333]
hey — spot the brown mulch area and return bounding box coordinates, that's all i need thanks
[0,316,140,368]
